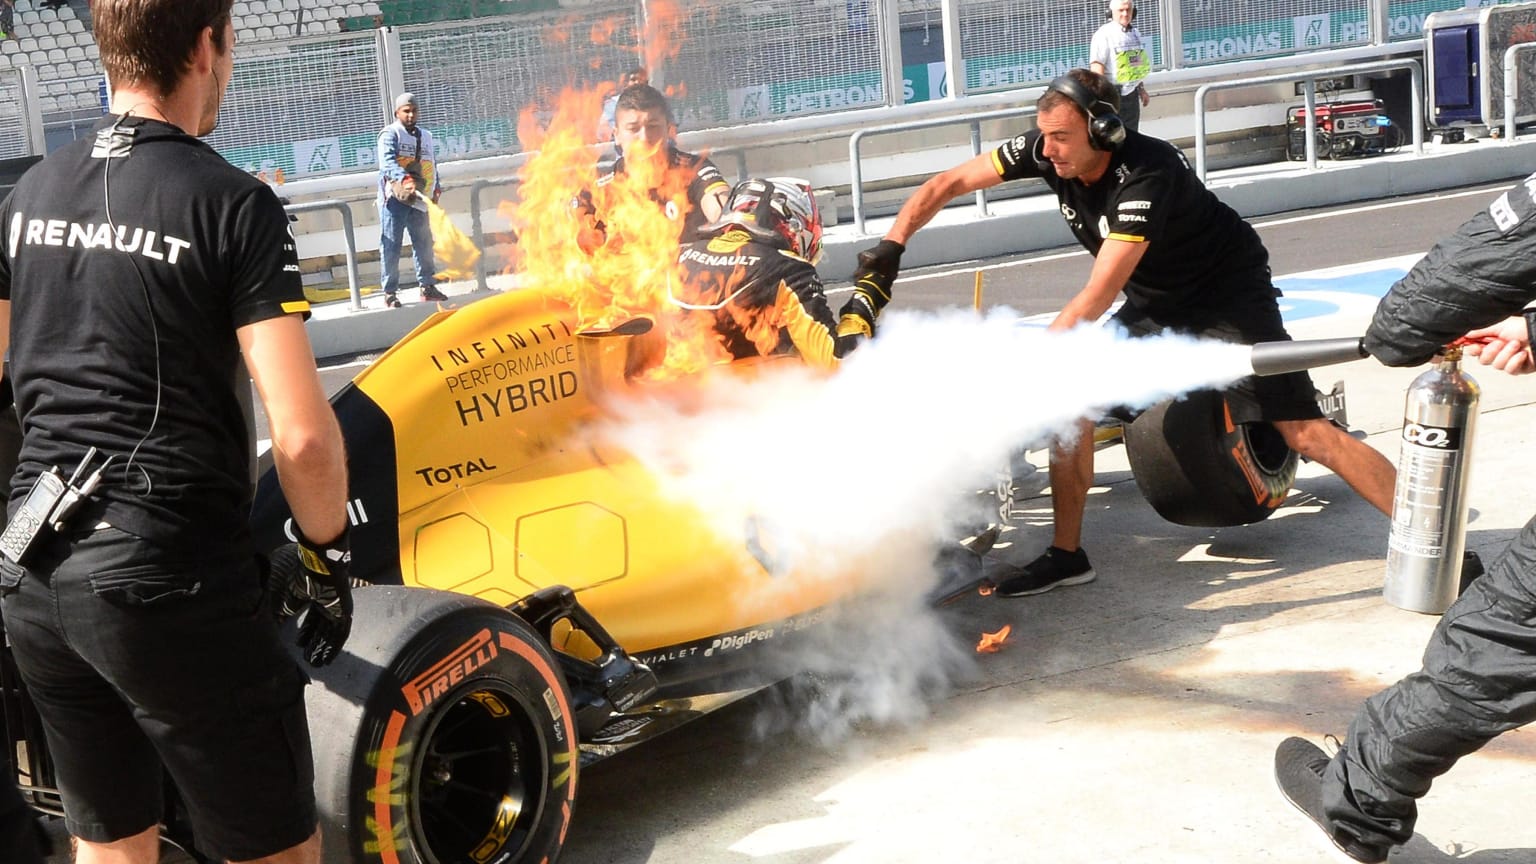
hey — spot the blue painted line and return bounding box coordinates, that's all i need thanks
[1275,267,1409,324]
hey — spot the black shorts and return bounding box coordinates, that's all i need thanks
[0,525,316,861]
[1112,292,1324,426]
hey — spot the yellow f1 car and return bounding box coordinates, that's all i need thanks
[244,288,885,864]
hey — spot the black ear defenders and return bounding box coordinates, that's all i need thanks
[1045,74,1126,151]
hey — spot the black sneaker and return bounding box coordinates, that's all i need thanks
[421,286,449,302]
[384,293,402,309]
[992,546,1095,597]
[1274,737,1390,864]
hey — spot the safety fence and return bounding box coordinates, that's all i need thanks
[0,68,40,159]
[0,0,1518,169]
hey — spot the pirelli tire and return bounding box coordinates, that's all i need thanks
[305,585,579,864]
[1122,388,1299,527]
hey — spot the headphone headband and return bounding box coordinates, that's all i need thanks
[1047,75,1109,120]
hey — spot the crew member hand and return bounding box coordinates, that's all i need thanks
[855,238,904,283]
[393,175,418,203]
[270,531,354,666]
[1462,317,1535,375]
[839,239,903,337]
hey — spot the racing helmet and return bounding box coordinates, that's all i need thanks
[716,177,823,264]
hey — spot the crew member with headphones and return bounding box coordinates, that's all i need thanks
[0,1,350,861]
[853,67,1396,598]
[1090,0,1152,131]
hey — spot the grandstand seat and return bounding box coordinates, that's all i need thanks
[36,9,55,24]
[46,20,65,36]
[0,41,19,56]
[37,64,55,81]
[27,50,46,65]
[19,11,39,27]
[234,1,251,15]
[46,48,65,64]
[259,12,278,26]
[304,20,327,35]
[74,60,95,77]
[344,3,363,15]
[249,0,267,14]
[325,19,342,32]
[271,23,290,37]
[0,56,9,70]
[75,92,97,110]
[236,26,257,43]
[14,0,31,12]
[64,45,83,61]
[54,5,73,21]
[84,43,98,60]
[39,96,57,113]
[361,2,381,16]
[255,26,273,40]
[65,19,83,34]
[277,10,295,25]
[35,35,55,50]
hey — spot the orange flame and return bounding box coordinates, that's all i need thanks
[506,84,732,379]
[976,625,1012,653]
[639,0,686,71]
[493,5,742,379]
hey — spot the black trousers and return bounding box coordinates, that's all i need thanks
[1323,512,1536,849]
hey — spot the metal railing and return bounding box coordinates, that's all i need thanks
[283,200,364,311]
[468,176,519,294]
[848,105,1037,235]
[1193,58,1424,182]
[1504,42,1536,143]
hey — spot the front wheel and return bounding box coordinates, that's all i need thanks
[306,586,579,864]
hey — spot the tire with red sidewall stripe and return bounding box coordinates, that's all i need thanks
[305,586,578,864]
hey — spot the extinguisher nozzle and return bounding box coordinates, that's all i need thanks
[1248,336,1367,377]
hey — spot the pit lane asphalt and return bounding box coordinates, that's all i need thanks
[547,178,1536,864]
[227,148,1536,863]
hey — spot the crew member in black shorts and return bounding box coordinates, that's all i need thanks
[855,68,1396,597]
[0,2,350,862]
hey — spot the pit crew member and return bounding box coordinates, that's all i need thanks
[575,83,729,249]
[0,1,350,861]
[1276,170,1536,864]
[854,67,1396,598]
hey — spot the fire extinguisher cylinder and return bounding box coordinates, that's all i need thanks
[1384,346,1480,614]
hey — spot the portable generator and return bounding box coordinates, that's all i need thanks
[1286,99,1402,160]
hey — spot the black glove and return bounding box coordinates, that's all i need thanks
[270,530,354,667]
[856,238,904,282]
[839,240,903,337]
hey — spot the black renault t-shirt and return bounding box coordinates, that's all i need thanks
[992,129,1272,315]
[0,116,309,552]
[599,141,729,243]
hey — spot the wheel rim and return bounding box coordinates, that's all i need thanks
[409,682,550,863]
